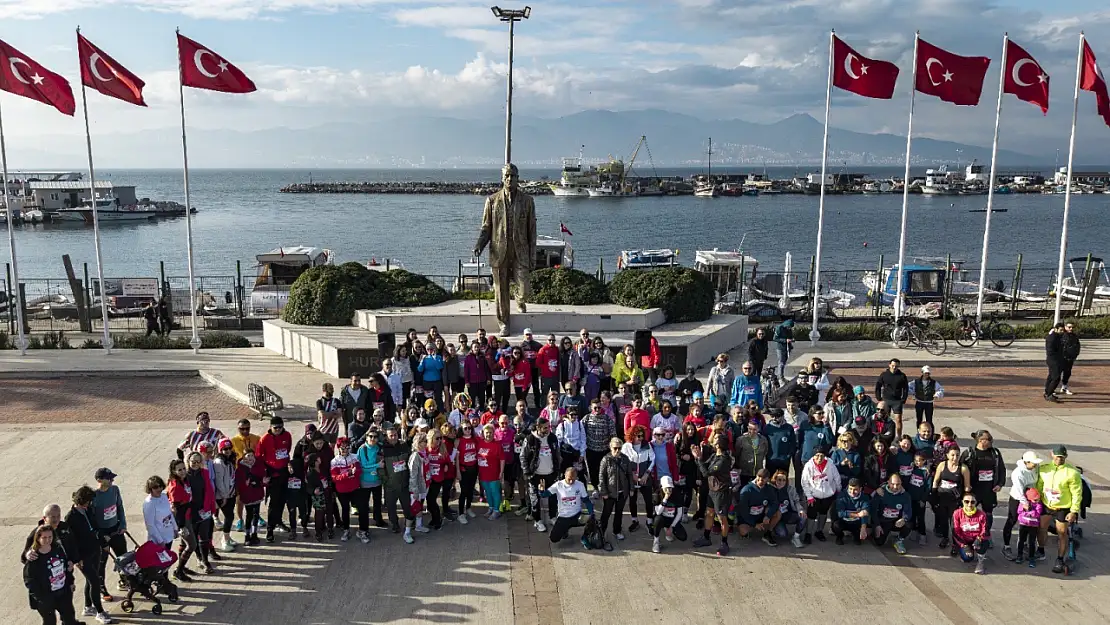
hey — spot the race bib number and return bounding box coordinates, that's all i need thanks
[910,474,924,487]
[373,402,384,411]
[515,373,525,382]
[779,500,790,514]
[883,507,900,519]
[428,464,441,477]
[424,391,434,398]
[288,478,302,489]
[663,506,676,517]
[464,452,477,463]
[619,405,631,415]
[940,479,957,491]
[961,520,981,533]
[392,461,407,473]
[730,470,740,486]
[749,505,765,517]
[275,448,289,460]
[977,470,993,482]
[525,350,536,359]
[199,510,212,521]
[1045,489,1061,505]
[103,504,118,521]
[539,447,552,458]
[514,444,524,454]
[48,557,66,591]
[548,359,558,370]
[157,550,173,564]
[900,465,912,476]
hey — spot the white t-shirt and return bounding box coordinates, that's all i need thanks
[548,479,588,518]
[536,436,555,475]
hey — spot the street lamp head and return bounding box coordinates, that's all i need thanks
[491,5,531,20]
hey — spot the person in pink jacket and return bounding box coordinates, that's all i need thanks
[952,492,989,574]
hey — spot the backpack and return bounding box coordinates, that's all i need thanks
[581,515,613,551]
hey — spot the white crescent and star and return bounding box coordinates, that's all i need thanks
[88,52,113,83]
[843,52,869,80]
[193,49,228,79]
[8,57,42,85]
[925,57,953,87]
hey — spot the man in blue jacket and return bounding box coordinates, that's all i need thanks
[832,478,870,545]
[730,361,763,409]
[870,474,912,554]
[736,469,781,546]
[764,409,797,476]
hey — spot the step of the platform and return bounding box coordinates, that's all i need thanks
[354,300,666,336]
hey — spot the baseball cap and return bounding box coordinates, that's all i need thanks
[1026,487,1041,502]
[523,328,533,335]
[270,416,284,427]
[652,426,666,435]
[853,385,865,395]
[1021,451,1043,465]
[854,415,867,426]
[304,423,317,435]
[94,467,117,481]
[336,437,350,447]
[659,475,674,490]
[218,439,233,451]
[415,418,430,429]
[1052,445,1068,457]
[921,365,931,374]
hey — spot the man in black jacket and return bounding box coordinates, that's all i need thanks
[875,358,909,438]
[519,417,561,531]
[747,328,769,378]
[65,486,112,620]
[1044,323,1065,402]
[21,505,76,565]
[1059,322,1082,396]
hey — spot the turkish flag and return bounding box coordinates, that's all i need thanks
[560,222,573,236]
[1080,40,1110,129]
[0,39,74,116]
[1003,40,1049,114]
[177,34,256,94]
[77,34,146,107]
[831,35,899,99]
[915,39,990,106]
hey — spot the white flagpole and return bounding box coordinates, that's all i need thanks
[176,28,201,353]
[78,27,114,354]
[974,33,1009,323]
[894,32,920,335]
[810,29,835,345]
[0,99,26,355]
[1053,32,1085,325]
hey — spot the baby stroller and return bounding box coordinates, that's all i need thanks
[112,532,180,615]
[761,367,781,407]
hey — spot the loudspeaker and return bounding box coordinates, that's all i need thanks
[377,332,397,359]
[634,329,652,360]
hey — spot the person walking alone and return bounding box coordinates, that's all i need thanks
[1044,323,1065,402]
[1058,321,1081,396]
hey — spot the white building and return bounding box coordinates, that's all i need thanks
[27,180,138,212]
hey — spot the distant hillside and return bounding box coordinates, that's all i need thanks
[7,109,1042,169]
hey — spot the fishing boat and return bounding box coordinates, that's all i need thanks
[693,137,718,197]
[618,249,677,270]
[248,246,334,316]
[365,258,405,272]
[920,166,958,196]
[586,136,651,198]
[52,197,157,223]
[548,148,595,197]
[1054,257,1110,302]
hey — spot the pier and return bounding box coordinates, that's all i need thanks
[279,181,552,195]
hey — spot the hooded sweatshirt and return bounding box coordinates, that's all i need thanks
[737,481,778,525]
[835,490,871,522]
[870,486,913,524]
[357,443,383,488]
[765,417,798,463]
[801,457,841,500]
[798,419,834,463]
[1009,459,1040,504]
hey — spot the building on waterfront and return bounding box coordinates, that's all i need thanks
[1054,167,1110,186]
[27,180,138,212]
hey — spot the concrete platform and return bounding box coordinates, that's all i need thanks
[265,313,748,378]
[354,300,666,335]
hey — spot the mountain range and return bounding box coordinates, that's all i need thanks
[7,109,1047,169]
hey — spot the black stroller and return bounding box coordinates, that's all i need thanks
[111,532,180,615]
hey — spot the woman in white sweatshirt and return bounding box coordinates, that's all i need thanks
[142,476,178,549]
[800,444,841,543]
[621,425,656,533]
[1001,451,1044,561]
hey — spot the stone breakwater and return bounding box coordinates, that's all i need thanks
[279,181,553,195]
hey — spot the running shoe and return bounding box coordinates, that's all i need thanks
[894,539,907,555]
[514,506,529,517]
[835,535,845,545]
[1036,547,1047,561]
[1028,558,1036,569]
[233,519,244,532]
[466,509,477,518]
[716,542,730,556]
[1052,557,1065,574]
[939,537,949,549]
[458,515,469,525]
[1001,545,1014,561]
[96,613,115,624]
[360,531,371,545]
[403,532,414,544]
[814,531,826,542]
[615,533,625,541]
[83,608,97,617]
[791,534,804,548]
[692,536,711,548]
[975,557,986,575]
[534,520,547,532]
[209,550,223,562]
[762,534,778,547]
[414,525,431,534]
[652,538,662,554]
[918,534,928,547]
[1062,386,1074,395]
[803,533,812,545]
[628,520,640,533]
[490,511,501,520]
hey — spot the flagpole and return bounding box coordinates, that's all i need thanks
[1053,32,1085,325]
[974,33,1009,323]
[894,32,920,336]
[0,99,26,355]
[77,27,115,354]
[177,28,201,353]
[810,29,835,346]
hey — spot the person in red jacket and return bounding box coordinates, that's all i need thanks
[456,423,482,523]
[476,423,506,519]
[255,416,293,543]
[502,347,533,409]
[623,398,652,436]
[423,431,452,530]
[329,437,362,543]
[234,450,266,545]
[537,335,562,397]
[641,336,661,384]
[166,460,198,582]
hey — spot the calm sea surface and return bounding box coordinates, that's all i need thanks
[2,168,1105,292]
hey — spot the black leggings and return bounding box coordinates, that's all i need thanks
[912,500,928,537]
[335,491,355,530]
[585,450,606,489]
[36,590,77,625]
[494,379,511,413]
[218,497,236,534]
[459,466,480,512]
[933,496,958,538]
[600,495,627,534]
[1017,525,1038,560]
[915,402,935,426]
[98,531,126,589]
[628,482,653,520]
[1002,496,1020,546]
[194,517,214,563]
[244,503,261,538]
[286,496,308,530]
[176,518,197,570]
[467,382,488,408]
[427,481,445,528]
[548,515,579,543]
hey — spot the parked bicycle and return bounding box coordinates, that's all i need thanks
[881,315,947,356]
[955,311,1016,348]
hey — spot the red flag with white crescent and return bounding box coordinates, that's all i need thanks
[177,33,256,94]
[1002,39,1048,114]
[0,38,75,116]
[78,33,146,107]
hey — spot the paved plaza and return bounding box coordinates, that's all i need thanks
[2,344,1109,624]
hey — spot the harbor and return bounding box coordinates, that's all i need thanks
[0,171,193,226]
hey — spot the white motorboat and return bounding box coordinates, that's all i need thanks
[694,182,719,197]
[618,249,677,270]
[586,184,634,197]
[366,258,405,272]
[52,197,157,223]
[1054,256,1110,302]
[548,151,596,197]
[248,246,334,316]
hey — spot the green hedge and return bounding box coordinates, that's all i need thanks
[608,266,715,322]
[530,267,610,305]
[282,264,447,326]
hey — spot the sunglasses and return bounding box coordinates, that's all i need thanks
[963,499,977,505]
[610,447,621,451]
[653,433,664,438]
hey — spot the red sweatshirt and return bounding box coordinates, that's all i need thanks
[503,357,532,390]
[457,436,480,470]
[234,461,266,506]
[256,431,293,472]
[537,344,560,378]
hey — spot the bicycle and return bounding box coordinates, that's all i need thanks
[893,322,947,356]
[955,311,1016,348]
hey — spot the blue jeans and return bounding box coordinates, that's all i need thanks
[774,342,791,380]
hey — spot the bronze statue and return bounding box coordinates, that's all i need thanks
[474,163,536,336]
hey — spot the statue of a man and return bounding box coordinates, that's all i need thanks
[473,163,536,336]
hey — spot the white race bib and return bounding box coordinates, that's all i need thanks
[288,478,302,489]
[977,469,993,482]
[392,460,407,473]
[910,474,924,487]
[275,448,289,460]
[464,452,477,463]
[883,507,899,519]
[103,504,118,521]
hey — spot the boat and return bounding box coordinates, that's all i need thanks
[968,208,1008,213]
[586,136,652,198]
[52,197,157,223]
[693,137,718,197]
[921,166,958,196]
[548,149,595,197]
[862,180,894,194]
[618,249,677,270]
[456,235,574,292]
[863,264,947,305]
[748,253,856,310]
[1054,256,1110,303]
[365,258,405,272]
[586,184,634,198]
[695,248,759,295]
[248,246,334,316]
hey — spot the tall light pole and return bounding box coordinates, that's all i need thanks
[491,5,530,164]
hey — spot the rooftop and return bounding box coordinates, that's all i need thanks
[27,181,129,190]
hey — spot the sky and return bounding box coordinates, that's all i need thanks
[2,0,1110,161]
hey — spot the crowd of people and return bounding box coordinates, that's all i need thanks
[20,324,1094,624]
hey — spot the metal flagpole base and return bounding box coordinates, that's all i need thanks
[189,334,201,353]
[15,335,28,355]
[103,335,114,353]
[808,328,821,346]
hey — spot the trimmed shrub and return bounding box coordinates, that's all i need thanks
[282,262,392,326]
[379,269,450,307]
[608,266,715,323]
[530,267,609,305]
[201,331,253,348]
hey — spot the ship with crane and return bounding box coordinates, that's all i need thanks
[583,135,664,197]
